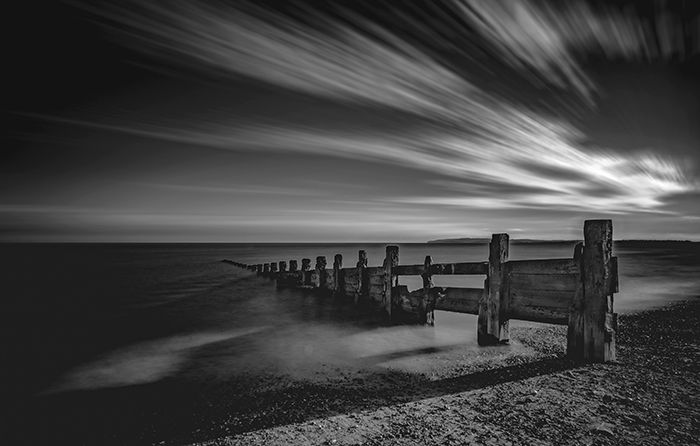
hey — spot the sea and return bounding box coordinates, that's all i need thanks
[0,241,698,443]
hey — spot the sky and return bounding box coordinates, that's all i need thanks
[3,0,700,242]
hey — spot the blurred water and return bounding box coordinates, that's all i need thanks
[0,242,697,399]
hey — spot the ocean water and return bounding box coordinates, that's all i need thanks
[0,242,698,442]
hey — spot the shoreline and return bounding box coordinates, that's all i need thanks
[189,298,699,446]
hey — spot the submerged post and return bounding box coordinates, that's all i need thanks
[478,233,509,345]
[333,254,343,296]
[383,246,399,318]
[420,255,434,325]
[567,220,616,362]
[315,256,327,289]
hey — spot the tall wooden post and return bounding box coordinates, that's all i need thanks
[333,254,343,296]
[478,233,509,345]
[315,256,327,290]
[567,220,616,362]
[279,261,287,273]
[256,264,263,275]
[383,246,399,318]
[420,255,435,325]
[356,250,368,304]
[263,263,270,276]
[270,262,278,277]
[289,260,298,272]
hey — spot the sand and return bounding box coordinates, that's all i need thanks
[185,300,699,446]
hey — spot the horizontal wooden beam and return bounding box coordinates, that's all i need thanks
[433,287,482,314]
[393,262,488,276]
[505,258,579,275]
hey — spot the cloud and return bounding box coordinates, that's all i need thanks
[453,0,694,102]
[57,1,698,217]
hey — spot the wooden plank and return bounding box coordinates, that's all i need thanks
[393,264,424,276]
[507,273,579,293]
[434,287,482,314]
[429,262,488,275]
[368,283,384,303]
[508,288,573,325]
[505,258,579,275]
[368,272,384,286]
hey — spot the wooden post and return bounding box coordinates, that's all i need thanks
[356,250,368,304]
[270,262,278,276]
[279,261,287,273]
[301,258,311,286]
[568,220,616,362]
[420,255,434,325]
[333,254,343,296]
[478,233,509,345]
[383,246,399,318]
[315,256,327,289]
[263,263,270,275]
[256,264,263,275]
[289,260,298,272]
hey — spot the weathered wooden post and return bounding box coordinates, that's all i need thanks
[315,256,327,290]
[270,262,278,278]
[567,220,617,362]
[478,233,509,345]
[356,250,368,304]
[289,260,298,272]
[333,254,343,296]
[301,258,311,286]
[279,261,287,273]
[383,246,399,318]
[419,255,435,325]
[263,263,270,276]
[256,264,263,275]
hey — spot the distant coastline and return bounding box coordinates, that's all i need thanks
[427,238,696,244]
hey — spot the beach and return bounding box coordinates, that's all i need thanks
[188,300,699,446]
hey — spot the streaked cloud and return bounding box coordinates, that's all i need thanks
[453,0,695,102]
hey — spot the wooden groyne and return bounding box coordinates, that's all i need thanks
[224,219,619,362]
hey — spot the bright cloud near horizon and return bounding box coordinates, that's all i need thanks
[3,0,700,241]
